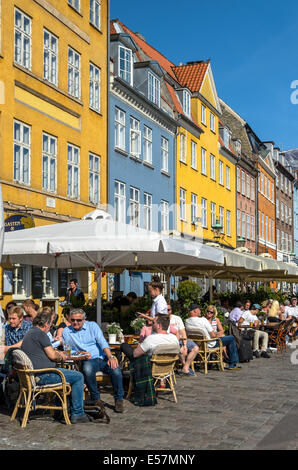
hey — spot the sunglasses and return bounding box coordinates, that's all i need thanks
[71,319,83,323]
[206,310,214,313]
[167,308,172,311]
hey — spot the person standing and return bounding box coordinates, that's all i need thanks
[65,278,85,306]
[137,276,168,322]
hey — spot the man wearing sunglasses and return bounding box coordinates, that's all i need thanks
[62,309,124,413]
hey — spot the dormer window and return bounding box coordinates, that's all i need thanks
[223,126,231,149]
[234,139,241,154]
[148,72,160,106]
[119,45,133,85]
[183,89,191,118]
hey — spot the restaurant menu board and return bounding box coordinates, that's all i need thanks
[32,266,43,299]
[58,269,68,298]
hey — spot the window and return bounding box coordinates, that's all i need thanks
[237,209,241,237]
[191,193,197,224]
[12,265,31,299]
[219,161,224,185]
[179,132,187,163]
[143,125,152,164]
[261,213,264,239]
[89,63,100,112]
[237,168,240,192]
[161,200,169,231]
[268,179,271,200]
[251,177,255,201]
[241,170,245,195]
[241,211,245,238]
[68,0,80,11]
[67,143,80,199]
[211,202,216,228]
[119,45,132,85]
[276,199,279,219]
[226,166,230,190]
[268,218,271,242]
[271,182,274,201]
[251,216,255,241]
[201,104,206,125]
[260,173,263,193]
[246,214,250,239]
[289,207,292,226]
[281,202,284,222]
[42,132,57,192]
[285,205,288,224]
[114,107,125,150]
[180,188,186,221]
[148,72,160,106]
[285,177,288,195]
[114,180,126,223]
[89,152,100,205]
[161,137,169,172]
[129,187,140,227]
[201,148,207,175]
[223,127,231,148]
[90,0,101,30]
[280,173,284,192]
[210,112,215,132]
[130,117,141,157]
[191,141,197,169]
[201,198,207,228]
[219,206,224,233]
[183,90,191,118]
[264,175,267,198]
[210,154,215,180]
[43,29,58,85]
[246,174,250,198]
[68,47,81,98]
[272,220,274,244]
[13,120,30,185]
[14,8,31,70]
[226,210,231,236]
[144,193,152,231]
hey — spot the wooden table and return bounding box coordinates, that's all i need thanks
[57,352,90,371]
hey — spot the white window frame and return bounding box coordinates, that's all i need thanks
[161,136,169,172]
[246,173,250,198]
[191,140,197,170]
[114,107,126,151]
[89,0,101,30]
[42,132,57,193]
[246,214,250,240]
[161,200,169,232]
[211,202,216,228]
[251,216,255,241]
[129,186,140,227]
[180,188,186,221]
[89,152,100,205]
[68,46,81,99]
[210,112,215,132]
[183,89,191,118]
[143,125,152,164]
[144,193,152,231]
[201,147,207,175]
[14,7,31,70]
[251,177,255,201]
[210,154,215,180]
[219,161,224,186]
[226,210,231,237]
[219,206,224,233]
[201,198,207,228]
[119,45,133,85]
[237,167,240,192]
[241,170,245,195]
[226,166,230,190]
[89,62,101,112]
[13,119,31,185]
[148,72,160,107]
[43,29,58,86]
[12,264,31,300]
[179,132,187,163]
[68,0,80,12]
[241,211,246,238]
[191,193,197,224]
[114,180,126,223]
[201,104,206,125]
[130,117,141,157]
[237,209,241,237]
[67,143,80,199]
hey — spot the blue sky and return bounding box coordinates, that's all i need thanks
[110,0,298,151]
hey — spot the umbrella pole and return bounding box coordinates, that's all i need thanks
[209,275,213,303]
[96,266,102,325]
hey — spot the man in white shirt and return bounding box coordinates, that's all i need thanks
[289,297,298,319]
[238,304,270,358]
[185,304,241,370]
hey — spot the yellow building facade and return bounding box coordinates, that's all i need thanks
[173,61,237,248]
[0,0,108,313]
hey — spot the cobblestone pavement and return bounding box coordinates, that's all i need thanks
[1,348,298,451]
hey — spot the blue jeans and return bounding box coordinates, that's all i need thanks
[215,335,239,365]
[81,358,124,402]
[36,368,85,418]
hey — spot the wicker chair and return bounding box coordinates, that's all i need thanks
[186,328,224,375]
[267,320,287,354]
[150,344,180,403]
[10,350,71,428]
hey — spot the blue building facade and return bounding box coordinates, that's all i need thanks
[108,29,177,297]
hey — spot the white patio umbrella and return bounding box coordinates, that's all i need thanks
[2,218,224,323]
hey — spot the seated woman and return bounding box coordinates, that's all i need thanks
[204,305,241,369]
[267,300,281,323]
[139,314,154,343]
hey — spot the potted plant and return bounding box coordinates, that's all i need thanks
[130,317,146,335]
[106,322,122,344]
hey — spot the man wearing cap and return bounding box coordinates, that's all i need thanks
[238,304,270,358]
[185,304,241,370]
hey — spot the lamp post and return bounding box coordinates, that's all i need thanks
[211,218,223,242]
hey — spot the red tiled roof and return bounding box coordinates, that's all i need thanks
[172,62,210,92]
[110,20,117,35]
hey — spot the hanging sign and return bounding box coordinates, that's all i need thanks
[4,213,35,232]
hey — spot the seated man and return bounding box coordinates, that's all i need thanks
[167,305,198,376]
[62,308,124,413]
[185,303,241,370]
[21,310,89,424]
[121,314,179,361]
[238,305,270,358]
[22,299,39,323]
[229,301,243,323]
[4,306,32,354]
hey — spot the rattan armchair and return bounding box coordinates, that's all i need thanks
[10,350,71,428]
[150,344,180,403]
[186,328,224,375]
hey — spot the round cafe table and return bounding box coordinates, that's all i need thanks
[57,352,90,371]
